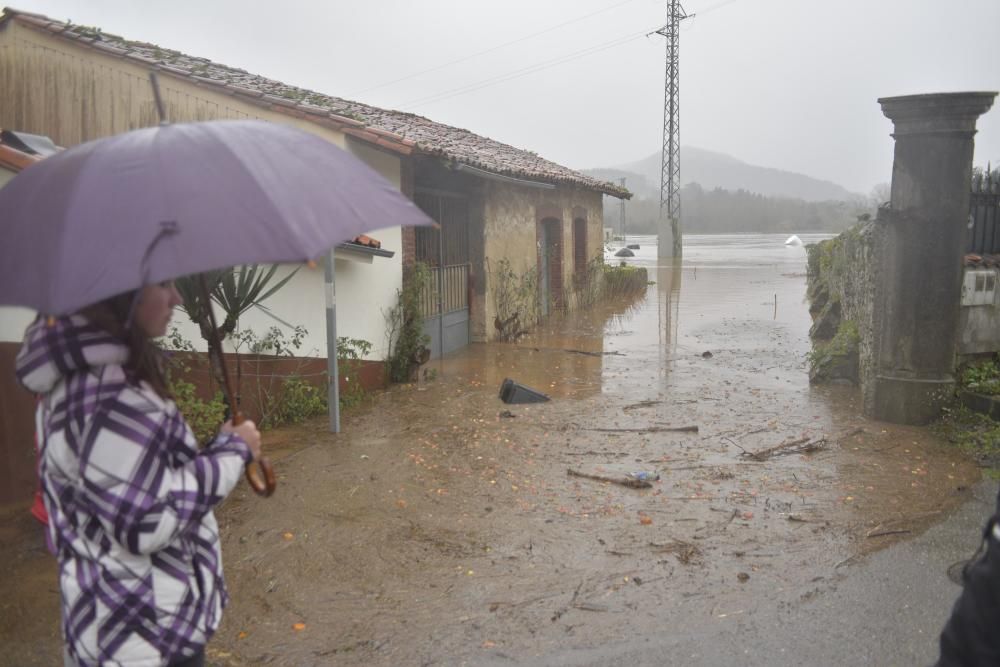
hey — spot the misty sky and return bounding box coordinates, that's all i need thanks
[10,0,1000,195]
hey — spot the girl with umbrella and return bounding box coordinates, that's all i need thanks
[15,282,262,667]
[0,115,437,666]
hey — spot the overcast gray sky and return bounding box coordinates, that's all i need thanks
[11,0,1000,194]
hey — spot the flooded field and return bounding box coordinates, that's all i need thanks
[0,234,981,666]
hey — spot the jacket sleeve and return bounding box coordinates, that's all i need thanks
[78,384,252,555]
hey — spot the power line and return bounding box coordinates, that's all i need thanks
[398,26,652,110]
[348,0,640,97]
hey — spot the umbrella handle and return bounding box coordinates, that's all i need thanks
[232,410,277,497]
[245,457,277,497]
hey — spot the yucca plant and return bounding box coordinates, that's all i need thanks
[176,264,299,390]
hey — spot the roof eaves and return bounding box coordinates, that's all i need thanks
[0,143,40,171]
[5,9,417,156]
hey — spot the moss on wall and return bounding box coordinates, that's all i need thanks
[806,223,875,386]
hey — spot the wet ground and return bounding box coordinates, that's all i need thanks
[0,234,983,666]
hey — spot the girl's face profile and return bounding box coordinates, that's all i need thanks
[135,281,182,338]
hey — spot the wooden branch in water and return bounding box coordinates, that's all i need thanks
[584,425,699,434]
[741,436,827,461]
[623,400,662,411]
[566,468,652,489]
[867,528,911,539]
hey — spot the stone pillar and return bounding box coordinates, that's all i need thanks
[870,92,996,424]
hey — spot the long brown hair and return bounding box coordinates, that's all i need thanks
[81,290,172,399]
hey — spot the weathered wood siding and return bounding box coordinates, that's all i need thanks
[0,19,348,147]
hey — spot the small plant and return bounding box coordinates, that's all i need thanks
[160,329,228,443]
[489,257,539,341]
[385,262,432,383]
[601,263,648,300]
[961,357,1000,396]
[934,404,1000,475]
[338,336,373,408]
[171,377,228,444]
[229,324,308,357]
[261,375,327,429]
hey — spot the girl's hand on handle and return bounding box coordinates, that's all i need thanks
[222,419,262,461]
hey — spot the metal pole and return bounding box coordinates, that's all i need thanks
[437,203,445,361]
[619,177,627,240]
[325,252,341,433]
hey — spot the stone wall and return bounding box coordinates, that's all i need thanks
[806,222,881,408]
[481,183,605,340]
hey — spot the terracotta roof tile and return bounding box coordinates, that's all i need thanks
[965,253,1000,268]
[0,8,629,199]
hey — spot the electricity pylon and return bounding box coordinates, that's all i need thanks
[656,0,690,259]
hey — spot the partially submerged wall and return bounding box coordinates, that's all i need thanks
[481,183,604,341]
[806,223,879,401]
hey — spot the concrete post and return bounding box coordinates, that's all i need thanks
[870,92,996,424]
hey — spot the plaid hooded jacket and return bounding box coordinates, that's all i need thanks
[16,315,251,666]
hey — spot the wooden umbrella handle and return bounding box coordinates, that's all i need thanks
[245,457,277,497]
[232,410,276,497]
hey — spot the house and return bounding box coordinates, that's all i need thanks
[0,8,628,503]
[0,7,628,358]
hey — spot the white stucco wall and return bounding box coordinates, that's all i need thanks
[0,307,35,343]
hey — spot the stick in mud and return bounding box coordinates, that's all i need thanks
[566,468,652,489]
[584,425,699,434]
[623,400,662,412]
[741,436,827,461]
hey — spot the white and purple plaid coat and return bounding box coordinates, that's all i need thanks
[16,315,251,666]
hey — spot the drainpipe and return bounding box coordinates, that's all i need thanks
[870,91,996,424]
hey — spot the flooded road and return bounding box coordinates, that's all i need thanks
[0,234,981,666]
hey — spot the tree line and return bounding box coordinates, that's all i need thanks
[606,183,858,235]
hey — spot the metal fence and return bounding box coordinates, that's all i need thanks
[969,169,1000,254]
[418,263,469,318]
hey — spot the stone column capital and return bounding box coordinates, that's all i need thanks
[878,91,996,137]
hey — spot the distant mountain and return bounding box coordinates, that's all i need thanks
[585,147,858,202]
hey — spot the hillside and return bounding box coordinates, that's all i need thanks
[585,148,862,234]
[586,147,858,203]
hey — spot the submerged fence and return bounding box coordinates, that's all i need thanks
[969,169,1000,254]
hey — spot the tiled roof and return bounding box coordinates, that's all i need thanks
[965,253,1000,268]
[2,8,630,199]
[0,130,45,172]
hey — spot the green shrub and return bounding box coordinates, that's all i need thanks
[385,262,431,383]
[170,376,227,445]
[261,375,327,429]
[338,336,373,408]
[602,263,648,300]
[961,357,1000,396]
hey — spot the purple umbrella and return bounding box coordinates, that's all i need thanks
[1,118,436,496]
[0,119,434,315]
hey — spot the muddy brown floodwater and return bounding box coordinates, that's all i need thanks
[0,234,981,666]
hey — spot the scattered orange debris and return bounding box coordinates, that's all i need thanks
[293,622,306,632]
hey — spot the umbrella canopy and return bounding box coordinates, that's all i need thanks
[0,119,435,315]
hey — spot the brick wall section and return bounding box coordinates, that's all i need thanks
[0,341,36,505]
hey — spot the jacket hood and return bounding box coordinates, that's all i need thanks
[15,315,129,394]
